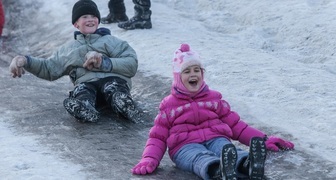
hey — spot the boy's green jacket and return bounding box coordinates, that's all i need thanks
[24,28,138,89]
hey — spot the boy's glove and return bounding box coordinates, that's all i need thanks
[9,56,27,78]
[83,51,112,72]
[83,51,103,70]
[131,157,159,175]
[265,136,294,151]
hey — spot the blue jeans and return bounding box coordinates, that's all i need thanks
[172,137,248,180]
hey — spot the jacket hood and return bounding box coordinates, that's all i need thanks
[172,83,209,100]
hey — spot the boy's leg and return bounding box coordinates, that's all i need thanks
[118,0,152,30]
[63,83,99,122]
[102,77,140,123]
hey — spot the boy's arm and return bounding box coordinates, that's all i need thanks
[23,54,65,81]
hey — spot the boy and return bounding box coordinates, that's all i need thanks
[9,0,140,123]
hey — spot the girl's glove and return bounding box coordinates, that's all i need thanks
[9,56,27,78]
[131,157,159,175]
[265,136,294,151]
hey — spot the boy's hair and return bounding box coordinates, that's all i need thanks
[72,0,101,24]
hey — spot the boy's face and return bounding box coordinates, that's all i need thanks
[180,65,203,93]
[74,14,99,34]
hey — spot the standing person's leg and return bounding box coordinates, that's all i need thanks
[118,0,152,30]
[63,82,100,122]
[102,77,140,122]
[101,0,128,24]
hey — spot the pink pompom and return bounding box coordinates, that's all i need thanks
[180,44,190,52]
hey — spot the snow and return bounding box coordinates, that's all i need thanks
[1,0,336,179]
[0,114,86,179]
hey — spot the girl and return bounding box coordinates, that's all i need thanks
[131,44,294,180]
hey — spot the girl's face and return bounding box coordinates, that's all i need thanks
[180,65,203,93]
[73,14,99,34]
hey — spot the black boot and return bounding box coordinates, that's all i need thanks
[118,0,152,30]
[101,0,129,24]
[111,92,141,123]
[63,98,100,123]
[220,144,238,180]
[101,13,128,24]
[242,137,267,180]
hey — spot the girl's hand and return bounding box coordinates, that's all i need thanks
[265,136,294,151]
[131,157,158,175]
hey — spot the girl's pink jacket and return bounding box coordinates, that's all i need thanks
[140,84,266,164]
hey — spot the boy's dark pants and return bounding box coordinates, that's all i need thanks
[69,76,133,115]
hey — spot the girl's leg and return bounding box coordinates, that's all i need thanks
[206,137,249,179]
[173,143,219,180]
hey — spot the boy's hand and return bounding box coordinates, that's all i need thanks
[9,56,27,78]
[83,51,102,70]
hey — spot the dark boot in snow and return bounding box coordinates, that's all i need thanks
[101,13,128,24]
[63,98,100,123]
[111,92,141,123]
[101,0,128,24]
[242,137,267,180]
[118,1,152,30]
[219,144,238,180]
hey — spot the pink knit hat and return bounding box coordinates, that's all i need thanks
[173,43,202,73]
[172,43,205,95]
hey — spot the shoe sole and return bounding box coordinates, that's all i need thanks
[63,98,99,123]
[118,21,152,30]
[101,19,129,24]
[249,137,267,180]
[221,144,238,180]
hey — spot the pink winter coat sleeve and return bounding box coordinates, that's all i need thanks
[140,112,169,164]
[219,100,266,146]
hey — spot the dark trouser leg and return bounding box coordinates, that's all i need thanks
[118,0,152,30]
[63,83,100,122]
[71,83,97,106]
[102,77,140,122]
[102,0,128,24]
[112,0,127,15]
[133,0,151,15]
